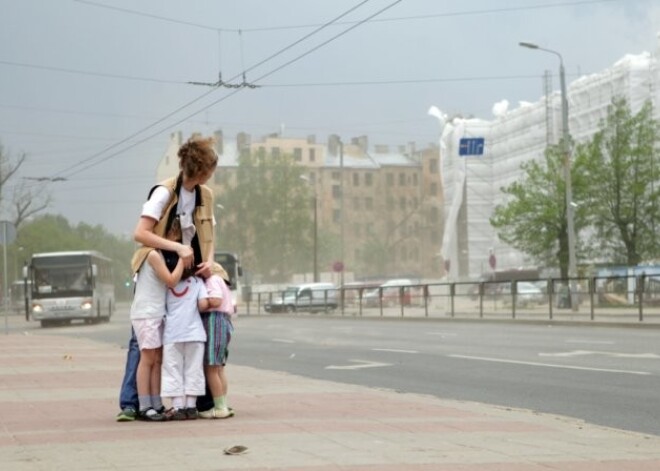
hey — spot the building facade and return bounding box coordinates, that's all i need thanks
[156,131,443,281]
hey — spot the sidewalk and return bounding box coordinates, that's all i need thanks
[1,332,660,471]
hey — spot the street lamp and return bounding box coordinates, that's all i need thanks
[519,41,578,309]
[300,176,319,282]
[215,203,224,249]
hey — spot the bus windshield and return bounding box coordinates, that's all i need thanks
[214,251,242,291]
[31,254,93,297]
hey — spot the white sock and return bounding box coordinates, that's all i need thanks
[185,395,197,408]
[172,397,185,409]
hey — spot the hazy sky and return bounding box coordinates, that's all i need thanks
[1,0,659,237]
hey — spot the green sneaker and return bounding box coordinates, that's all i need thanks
[116,407,137,422]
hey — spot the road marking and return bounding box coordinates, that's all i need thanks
[449,354,651,376]
[372,348,418,354]
[565,339,616,345]
[325,359,392,370]
[272,338,295,344]
[539,350,660,359]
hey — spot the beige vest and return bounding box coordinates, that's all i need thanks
[130,176,214,274]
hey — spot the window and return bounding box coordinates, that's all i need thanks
[430,182,438,196]
[429,158,438,173]
[412,173,418,186]
[387,197,394,210]
[365,173,373,186]
[353,197,361,209]
[332,185,341,199]
[293,148,302,161]
[309,148,316,162]
[387,173,394,187]
[399,173,405,186]
[413,197,418,209]
[332,171,340,180]
[399,197,406,211]
[365,197,373,210]
[333,209,341,223]
[353,173,359,186]
[354,223,361,236]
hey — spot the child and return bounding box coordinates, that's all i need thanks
[161,272,210,420]
[130,250,184,422]
[198,262,235,419]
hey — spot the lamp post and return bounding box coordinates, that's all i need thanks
[300,176,319,282]
[215,203,224,249]
[520,41,578,309]
[339,139,345,292]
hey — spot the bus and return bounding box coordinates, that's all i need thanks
[214,251,242,312]
[23,250,115,327]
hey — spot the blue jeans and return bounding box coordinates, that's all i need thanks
[119,328,139,410]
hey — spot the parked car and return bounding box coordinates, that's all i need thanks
[501,281,545,306]
[264,283,338,313]
[363,278,417,307]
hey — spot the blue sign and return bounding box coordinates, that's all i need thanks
[459,138,485,156]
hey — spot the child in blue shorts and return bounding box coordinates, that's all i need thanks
[198,263,235,419]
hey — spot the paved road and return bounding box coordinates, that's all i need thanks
[9,305,660,436]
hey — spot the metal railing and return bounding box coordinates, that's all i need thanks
[239,274,660,323]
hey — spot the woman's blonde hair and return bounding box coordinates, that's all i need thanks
[178,135,218,179]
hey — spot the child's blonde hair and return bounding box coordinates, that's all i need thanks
[212,262,231,286]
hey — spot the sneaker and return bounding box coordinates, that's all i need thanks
[185,407,198,420]
[138,407,165,422]
[116,407,137,422]
[198,407,232,419]
[163,408,187,421]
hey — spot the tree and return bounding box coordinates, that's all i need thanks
[580,98,660,265]
[490,144,589,278]
[219,149,312,282]
[0,143,51,229]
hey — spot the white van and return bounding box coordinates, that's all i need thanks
[265,282,338,313]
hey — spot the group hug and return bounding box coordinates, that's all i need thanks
[115,135,236,422]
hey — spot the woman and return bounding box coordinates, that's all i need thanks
[117,135,218,422]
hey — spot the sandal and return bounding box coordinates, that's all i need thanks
[138,407,165,422]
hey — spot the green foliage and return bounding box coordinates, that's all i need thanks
[219,149,313,282]
[490,144,590,278]
[491,97,660,273]
[8,215,135,299]
[580,98,660,265]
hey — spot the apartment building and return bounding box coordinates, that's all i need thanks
[156,130,443,280]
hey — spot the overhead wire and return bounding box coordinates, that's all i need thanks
[50,0,378,180]
[63,0,405,179]
[74,0,633,33]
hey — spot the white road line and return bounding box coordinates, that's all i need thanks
[271,338,295,344]
[372,348,418,354]
[449,354,651,376]
[325,359,392,370]
[540,350,660,359]
[565,339,616,345]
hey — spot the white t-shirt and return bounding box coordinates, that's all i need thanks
[130,257,166,320]
[142,185,196,245]
[164,276,208,344]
